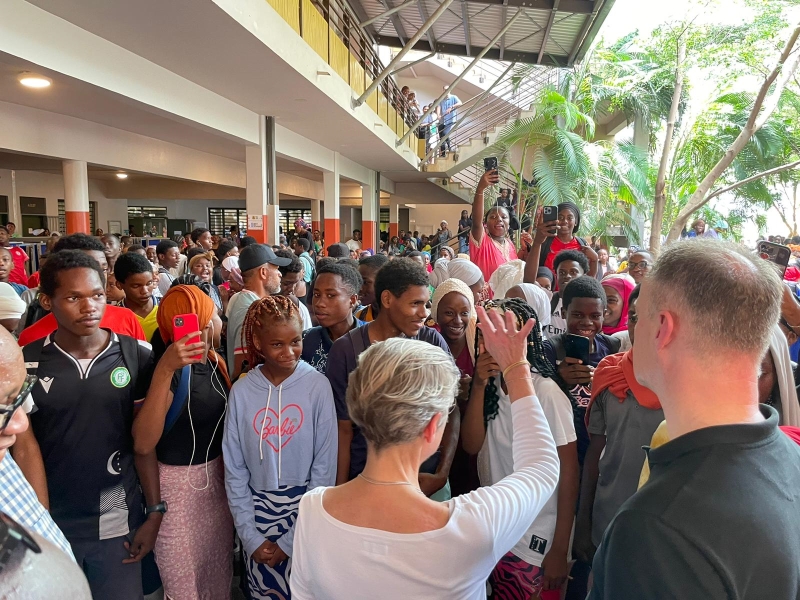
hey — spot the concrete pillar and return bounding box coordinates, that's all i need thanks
[361,171,378,252]
[246,116,279,245]
[323,154,340,246]
[389,197,399,239]
[8,171,21,233]
[311,199,321,233]
[62,160,90,234]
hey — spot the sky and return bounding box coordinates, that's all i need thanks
[598,0,796,243]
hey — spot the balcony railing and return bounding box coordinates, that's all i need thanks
[266,0,425,158]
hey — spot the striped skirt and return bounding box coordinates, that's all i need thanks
[246,485,307,600]
[155,457,234,600]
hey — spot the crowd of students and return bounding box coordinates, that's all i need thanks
[0,186,799,600]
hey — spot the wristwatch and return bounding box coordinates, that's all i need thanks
[0,510,41,575]
[145,501,168,516]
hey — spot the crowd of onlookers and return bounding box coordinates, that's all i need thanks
[0,172,799,600]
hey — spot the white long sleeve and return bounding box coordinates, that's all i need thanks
[459,395,560,562]
[290,395,559,599]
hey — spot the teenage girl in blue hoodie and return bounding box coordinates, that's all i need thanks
[223,295,338,599]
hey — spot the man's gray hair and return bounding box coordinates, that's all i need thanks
[649,239,782,356]
[346,338,459,452]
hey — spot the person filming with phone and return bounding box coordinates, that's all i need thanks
[470,166,518,283]
[131,284,233,599]
[524,202,598,290]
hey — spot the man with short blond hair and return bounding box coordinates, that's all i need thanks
[589,240,800,599]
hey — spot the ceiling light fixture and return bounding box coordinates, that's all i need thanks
[116,173,128,179]
[18,73,52,89]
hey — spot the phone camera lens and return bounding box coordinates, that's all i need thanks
[175,318,183,326]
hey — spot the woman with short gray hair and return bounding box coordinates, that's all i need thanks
[291,308,560,599]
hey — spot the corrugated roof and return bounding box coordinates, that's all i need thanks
[356,0,616,65]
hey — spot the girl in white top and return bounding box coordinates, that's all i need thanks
[291,307,559,599]
[462,298,578,600]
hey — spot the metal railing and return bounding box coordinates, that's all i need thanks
[267,0,422,153]
[412,56,559,157]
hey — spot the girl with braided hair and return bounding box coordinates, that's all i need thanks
[222,295,337,599]
[462,297,579,600]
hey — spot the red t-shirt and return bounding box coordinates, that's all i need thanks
[18,304,147,346]
[543,236,581,273]
[27,271,40,289]
[8,246,28,287]
[780,426,800,446]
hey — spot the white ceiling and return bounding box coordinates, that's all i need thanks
[0,53,248,162]
[26,0,423,175]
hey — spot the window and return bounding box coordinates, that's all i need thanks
[279,209,312,235]
[58,200,99,234]
[208,208,247,236]
[128,206,168,219]
[90,202,97,234]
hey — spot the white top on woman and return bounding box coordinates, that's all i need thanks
[290,395,559,599]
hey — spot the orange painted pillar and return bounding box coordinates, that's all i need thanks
[246,116,279,245]
[246,215,269,244]
[66,211,91,235]
[323,167,340,247]
[311,199,321,234]
[63,160,90,234]
[362,221,376,252]
[324,219,340,245]
[361,172,378,252]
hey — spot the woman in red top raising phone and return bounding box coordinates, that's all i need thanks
[523,204,598,291]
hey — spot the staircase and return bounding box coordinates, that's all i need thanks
[415,58,559,202]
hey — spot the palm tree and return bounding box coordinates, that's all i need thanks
[490,37,666,245]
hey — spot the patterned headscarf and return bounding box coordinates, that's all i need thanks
[431,278,477,364]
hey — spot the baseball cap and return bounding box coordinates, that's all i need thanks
[327,243,350,258]
[239,244,292,272]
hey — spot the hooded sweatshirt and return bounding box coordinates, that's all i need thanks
[222,360,337,558]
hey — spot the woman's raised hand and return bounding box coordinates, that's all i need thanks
[475,306,535,372]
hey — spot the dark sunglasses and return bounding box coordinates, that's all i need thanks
[0,375,38,433]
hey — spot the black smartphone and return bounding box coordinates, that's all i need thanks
[564,334,591,364]
[542,205,558,223]
[758,241,791,275]
[484,156,498,172]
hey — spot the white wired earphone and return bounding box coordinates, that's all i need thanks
[185,317,229,491]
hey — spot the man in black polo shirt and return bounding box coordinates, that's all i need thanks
[589,239,800,599]
[12,250,160,600]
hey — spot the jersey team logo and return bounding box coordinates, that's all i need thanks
[39,377,54,393]
[110,367,131,388]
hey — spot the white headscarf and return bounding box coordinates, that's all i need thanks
[0,283,25,320]
[431,278,477,363]
[429,257,483,289]
[512,283,552,329]
[489,259,525,300]
[222,255,243,286]
[768,324,800,427]
[447,258,483,287]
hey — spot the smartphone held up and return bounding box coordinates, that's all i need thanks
[758,241,790,276]
[173,313,203,361]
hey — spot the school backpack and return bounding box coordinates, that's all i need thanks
[22,296,49,330]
